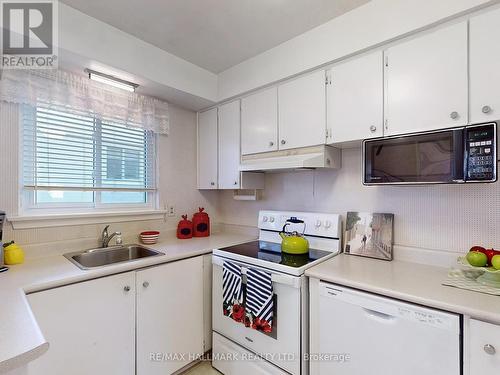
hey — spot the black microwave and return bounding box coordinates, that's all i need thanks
[363,123,497,185]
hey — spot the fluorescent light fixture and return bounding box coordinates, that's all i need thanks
[86,69,138,92]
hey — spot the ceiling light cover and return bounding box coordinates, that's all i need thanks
[86,69,138,92]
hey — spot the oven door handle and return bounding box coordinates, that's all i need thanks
[212,255,301,288]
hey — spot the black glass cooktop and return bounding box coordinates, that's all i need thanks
[218,240,333,268]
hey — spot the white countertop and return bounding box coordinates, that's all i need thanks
[0,231,256,374]
[305,254,500,325]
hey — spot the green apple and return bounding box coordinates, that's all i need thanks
[492,255,500,270]
[466,251,488,267]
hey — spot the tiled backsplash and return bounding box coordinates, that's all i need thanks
[217,147,500,255]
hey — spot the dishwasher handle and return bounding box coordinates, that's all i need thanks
[362,307,396,322]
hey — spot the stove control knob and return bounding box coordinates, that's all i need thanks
[269,217,275,223]
[262,216,268,222]
[315,220,322,228]
[324,220,332,229]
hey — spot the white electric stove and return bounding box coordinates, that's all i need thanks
[212,210,342,375]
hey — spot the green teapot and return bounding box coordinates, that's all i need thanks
[279,218,309,255]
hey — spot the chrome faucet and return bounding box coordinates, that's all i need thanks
[101,225,122,248]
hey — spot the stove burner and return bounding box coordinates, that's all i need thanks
[218,240,333,268]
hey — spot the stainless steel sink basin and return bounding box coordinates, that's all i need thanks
[64,244,164,270]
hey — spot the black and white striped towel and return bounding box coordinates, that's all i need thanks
[222,261,244,313]
[246,268,273,331]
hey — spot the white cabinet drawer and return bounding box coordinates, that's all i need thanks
[212,332,288,375]
[469,319,500,375]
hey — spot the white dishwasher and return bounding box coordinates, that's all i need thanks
[310,282,461,375]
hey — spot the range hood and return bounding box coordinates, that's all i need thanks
[239,145,341,172]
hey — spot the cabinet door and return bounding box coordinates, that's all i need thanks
[197,108,218,189]
[278,70,326,150]
[136,257,204,375]
[241,87,278,155]
[385,21,468,135]
[27,273,136,375]
[470,8,500,123]
[202,254,213,352]
[327,52,384,143]
[218,100,241,189]
[468,319,500,375]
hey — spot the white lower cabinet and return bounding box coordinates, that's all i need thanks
[203,253,213,352]
[467,318,500,375]
[27,257,205,375]
[27,272,136,375]
[136,256,204,375]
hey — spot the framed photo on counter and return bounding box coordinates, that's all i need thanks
[344,212,394,261]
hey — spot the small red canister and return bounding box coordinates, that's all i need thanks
[177,215,193,239]
[192,207,210,237]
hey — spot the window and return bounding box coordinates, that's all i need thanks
[22,103,156,211]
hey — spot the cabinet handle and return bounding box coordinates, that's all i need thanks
[143,281,149,288]
[210,182,215,186]
[482,105,492,114]
[269,141,274,147]
[484,344,496,355]
[234,181,238,185]
[450,111,459,120]
[281,139,286,145]
[370,125,377,133]
[123,286,131,292]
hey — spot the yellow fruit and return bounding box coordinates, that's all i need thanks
[4,243,25,265]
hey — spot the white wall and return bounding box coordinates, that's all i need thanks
[218,0,498,100]
[0,103,219,259]
[217,148,500,255]
[58,3,218,103]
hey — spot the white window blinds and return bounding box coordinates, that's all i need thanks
[23,103,156,193]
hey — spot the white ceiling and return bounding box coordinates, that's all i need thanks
[60,0,370,73]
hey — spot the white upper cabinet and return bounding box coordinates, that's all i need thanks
[218,100,241,189]
[470,7,500,123]
[241,86,278,155]
[385,21,468,136]
[278,70,327,150]
[197,108,218,189]
[327,51,384,143]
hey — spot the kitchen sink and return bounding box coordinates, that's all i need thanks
[64,244,164,270]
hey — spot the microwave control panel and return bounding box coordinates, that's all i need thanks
[466,123,496,181]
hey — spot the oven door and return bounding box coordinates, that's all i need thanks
[363,128,465,184]
[212,255,302,375]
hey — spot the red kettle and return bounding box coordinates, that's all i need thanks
[177,215,193,239]
[192,207,210,237]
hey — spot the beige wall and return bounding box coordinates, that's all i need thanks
[217,148,500,255]
[0,102,219,259]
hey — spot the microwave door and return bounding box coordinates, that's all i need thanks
[364,129,465,184]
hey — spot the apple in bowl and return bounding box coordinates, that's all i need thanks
[466,250,488,267]
[467,246,500,267]
[492,255,500,270]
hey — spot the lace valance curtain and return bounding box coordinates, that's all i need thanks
[0,69,169,135]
